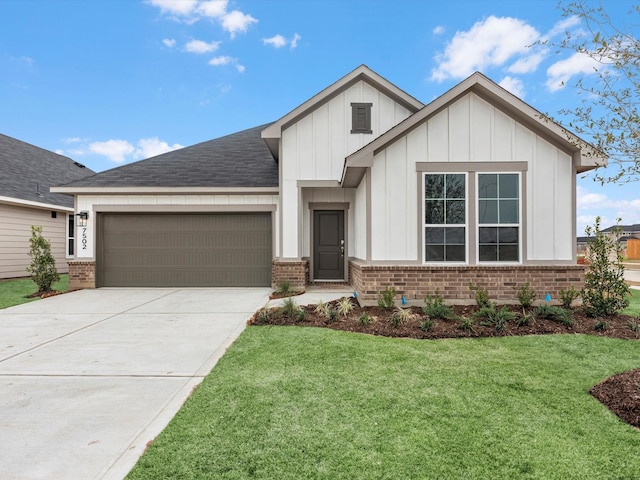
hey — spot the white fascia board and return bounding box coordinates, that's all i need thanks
[0,195,73,212]
[50,186,280,195]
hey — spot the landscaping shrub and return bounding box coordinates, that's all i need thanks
[282,297,300,316]
[470,284,492,308]
[275,279,293,296]
[423,292,454,319]
[536,304,573,326]
[390,307,412,327]
[515,282,537,308]
[581,217,630,317]
[559,286,580,309]
[475,305,515,332]
[358,312,372,326]
[338,297,354,317]
[377,287,396,309]
[26,225,60,293]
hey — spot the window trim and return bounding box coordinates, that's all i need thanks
[422,172,468,265]
[476,172,522,264]
[350,102,372,134]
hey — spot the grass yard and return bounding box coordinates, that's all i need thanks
[128,327,640,480]
[623,288,640,316]
[0,275,69,310]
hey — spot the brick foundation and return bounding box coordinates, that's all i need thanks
[349,260,586,305]
[68,260,96,289]
[272,260,308,290]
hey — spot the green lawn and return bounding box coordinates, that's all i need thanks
[623,288,640,316]
[128,328,640,480]
[0,275,69,310]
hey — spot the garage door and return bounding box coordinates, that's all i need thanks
[98,213,272,287]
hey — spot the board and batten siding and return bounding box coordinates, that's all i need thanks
[353,172,367,260]
[369,92,574,262]
[281,80,412,258]
[0,203,69,279]
[75,194,279,259]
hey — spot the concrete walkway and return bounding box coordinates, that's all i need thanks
[0,288,276,480]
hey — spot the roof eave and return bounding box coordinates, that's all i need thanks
[50,186,279,195]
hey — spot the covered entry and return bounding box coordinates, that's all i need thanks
[98,213,272,287]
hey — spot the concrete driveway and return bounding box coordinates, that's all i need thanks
[0,287,272,480]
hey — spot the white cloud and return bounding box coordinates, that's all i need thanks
[498,76,525,98]
[507,51,547,74]
[197,0,228,18]
[545,51,600,91]
[263,34,287,48]
[291,33,301,49]
[431,16,540,81]
[135,137,184,158]
[147,0,198,16]
[432,25,445,35]
[185,39,221,53]
[221,10,257,37]
[162,38,176,48]
[576,184,640,234]
[89,140,135,163]
[543,15,581,41]
[209,55,233,66]
[236,63,245,73]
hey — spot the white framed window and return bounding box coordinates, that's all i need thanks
[66,213,75,257]
[423,173,467,263]
[477,173,520,263]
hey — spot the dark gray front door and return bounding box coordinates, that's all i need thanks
[313,210,344,280]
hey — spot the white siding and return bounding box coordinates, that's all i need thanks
[370,91,575,263]
[0,203,69,278]
[75,194,279,259]
[353,173,367,260]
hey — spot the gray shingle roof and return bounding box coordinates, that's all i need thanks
[0,133,95,208]
[59,123,278,189]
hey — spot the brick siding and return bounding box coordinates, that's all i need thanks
[68,260,96,289]
[349,260,585,305]
[271,260,308,290]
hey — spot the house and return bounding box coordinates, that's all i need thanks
[52,66,603,302]
[0,134,95,279]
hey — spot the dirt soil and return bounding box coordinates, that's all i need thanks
[249,297,640,430]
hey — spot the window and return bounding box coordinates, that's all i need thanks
[67,213,75,257]
[424,173,466,262]
[351,103,372,134]
[478,173,520,262]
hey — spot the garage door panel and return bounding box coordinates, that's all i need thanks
[99,213,272,287]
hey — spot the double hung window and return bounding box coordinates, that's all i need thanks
[424,173,466,262]
[478,173,520,262]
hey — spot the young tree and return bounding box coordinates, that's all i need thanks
[550,2,640,184]
[581,217,630,317]
[26,225,60,293]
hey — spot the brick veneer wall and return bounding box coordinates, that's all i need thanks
[272,260,308,289]
[68,260,96,289]
[349,260,586,305]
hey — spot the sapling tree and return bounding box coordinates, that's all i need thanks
[26,225,60,293]
[581,217,629,316]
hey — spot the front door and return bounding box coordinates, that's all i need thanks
[313,210,344,280]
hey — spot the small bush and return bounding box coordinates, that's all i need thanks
[559,286,580,309]
[282,297,300,316]
[314,300,328,317]
[390,307,412,327]
[257,305,270,324]
[275,279,293,296]
[475,305,515,332]
[27,225,60,293]
[358,312,372,326]
[377,287,397,309]
[326,308,338,323]
[459,317,475,333]
[297,309,307,322]
[423,292,454,319]
[535,304,573,326]
[420,317,434,331]
[594,320,608,331]
[515,310,533,327]
[470,284,492,309]
[338,297,354,318]
[515,282,537,308]
[628,318,640,338]
[581,217,630,317]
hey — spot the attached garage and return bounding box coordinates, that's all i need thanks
[97,213,272,287]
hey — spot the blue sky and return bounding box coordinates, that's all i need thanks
[1,0,638,234]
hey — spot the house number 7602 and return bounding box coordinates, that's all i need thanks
[82,227,87,250]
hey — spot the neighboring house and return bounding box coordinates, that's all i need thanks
[602,223,640,238]
[0,134,95,279]
[53,66,603,302]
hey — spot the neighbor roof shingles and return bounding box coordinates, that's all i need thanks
[59,123,278,189]
[0,133,95,208]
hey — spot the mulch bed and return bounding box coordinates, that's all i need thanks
[26,289,78,299]
[249,296,640,430]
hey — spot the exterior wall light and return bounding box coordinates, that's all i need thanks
[76,211,89,227]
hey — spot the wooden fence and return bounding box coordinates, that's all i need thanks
[628,238,640,260]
